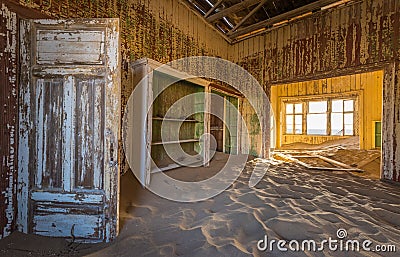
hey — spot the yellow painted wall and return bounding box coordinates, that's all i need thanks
[271,70,383,150]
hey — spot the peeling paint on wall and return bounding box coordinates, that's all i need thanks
[0,2,18,239]
[233,0,400,85]
[382,63,400,182]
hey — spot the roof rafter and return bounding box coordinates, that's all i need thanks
[229,0,342,39]
[227,0,268,35]
[206,0,262,23]
[204,0,224,18]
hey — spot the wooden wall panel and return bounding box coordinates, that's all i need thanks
[382,63,400,182]
[0,0,49,240]
[233,0,400,86]
[0,2,17,239]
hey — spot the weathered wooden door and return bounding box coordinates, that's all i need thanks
[224,96,238,154]
[17,19,120,242]
[210,92,224,152]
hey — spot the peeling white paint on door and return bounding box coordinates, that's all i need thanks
[18,19,120,242]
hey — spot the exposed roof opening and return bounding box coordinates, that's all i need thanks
[185,0,353,43]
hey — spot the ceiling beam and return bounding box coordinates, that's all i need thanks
[229,0,344,39]
[180,0,233,43]
[207,0,262,23]
[204,0,224,18]
[227,0,268,35]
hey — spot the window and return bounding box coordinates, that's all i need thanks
[331,99,354,136]
[285,103,303,134]
[284,98,356,136]
[307,101,328,135]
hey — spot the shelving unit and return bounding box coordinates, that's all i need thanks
[127,58,245,187]
[150,70,207,171]
[151,139,200,146]
[128,58,211,186]
[152,117,200,122]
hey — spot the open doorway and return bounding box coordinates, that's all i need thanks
[210,90,239,154]
[271,70,383,180]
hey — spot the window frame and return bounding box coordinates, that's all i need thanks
[283,95,357,137]
[307,100,328,135]
[330,99,355,136]
[284,102,304,135]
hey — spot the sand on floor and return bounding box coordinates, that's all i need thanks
[0,153,399,257]
[279,137,382,180]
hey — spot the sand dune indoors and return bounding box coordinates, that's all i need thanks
[1,154,399,256]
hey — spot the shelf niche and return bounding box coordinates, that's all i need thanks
[128,58,211,186]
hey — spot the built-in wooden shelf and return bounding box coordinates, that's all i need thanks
[151,138,200,145]
[152,117,201,122]
[150,158,204,173]
[130,58,212,185]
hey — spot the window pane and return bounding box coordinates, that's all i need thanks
[295,114,302,125]
[332,100,343,112]
[307,114,327,135]
[286,115,293,125]
[331,113,343,135]
[344,100,354,112]
[286,103,294,114]
[295,125,302,134]
[295,114,302,134]
[344,125,353,135]
[309,101,327,113]
[286,124,293,134]
[344,113,353,125]
[294,103,302,114]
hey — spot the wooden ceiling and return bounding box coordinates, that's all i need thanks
[185,0,352,43]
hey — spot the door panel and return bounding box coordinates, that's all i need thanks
[33,213,102,239]
[224,96,238,154]
[74,78,105,190]
[18,19,120,242]
[210,114,224,152]
[35,78,64,189]
[36,29,105,65]
[210,92,225,152]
